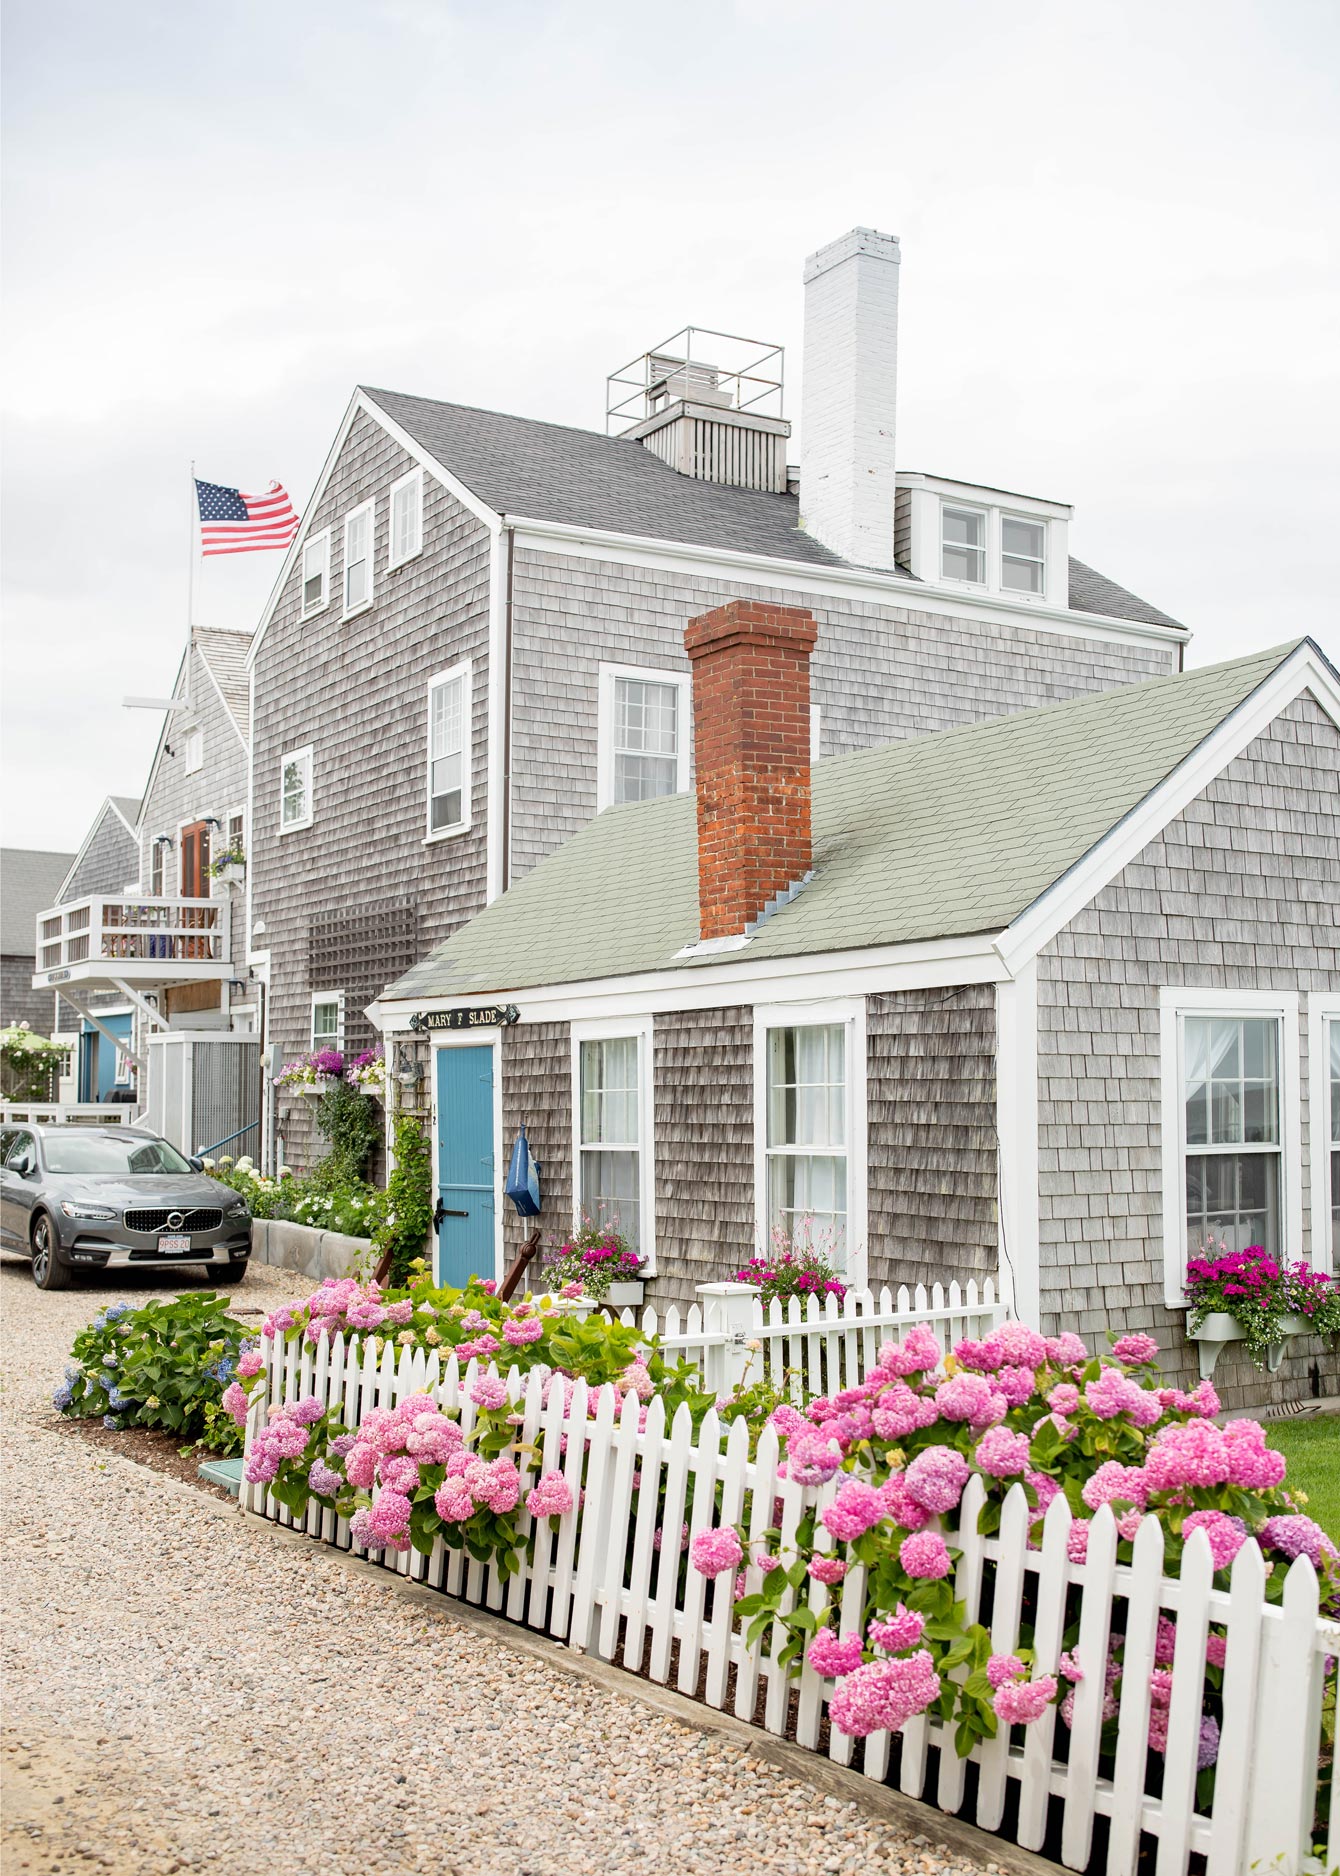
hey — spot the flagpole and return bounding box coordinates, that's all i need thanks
[187,460,197,634]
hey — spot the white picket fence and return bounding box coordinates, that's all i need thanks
[604,1277,1004,1399]
[242,1327,1339,1876]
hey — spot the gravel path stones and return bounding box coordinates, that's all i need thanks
[1,1259,1002,1876]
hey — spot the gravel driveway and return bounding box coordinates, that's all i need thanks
[1,1256,1001,1876]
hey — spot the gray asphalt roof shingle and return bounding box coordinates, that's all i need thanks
[365,387,1177,628]
[383,641,1305,1004]
[1,849,77,958]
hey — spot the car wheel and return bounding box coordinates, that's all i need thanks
[31,1215,73,1290]
[212,1261,249,1286]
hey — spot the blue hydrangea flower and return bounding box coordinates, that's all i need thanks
[105,1303,130,1322]
[52,1383,74,1410]
[103,1352,118,1367]
[102,1414,121,1431]
[107,1387,127,1411]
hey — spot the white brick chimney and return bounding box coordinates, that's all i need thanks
[799,227,901,569]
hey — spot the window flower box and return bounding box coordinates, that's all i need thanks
[212,860,246,888]
[603,1280,645,1309]
[1185,1309,1313,1381]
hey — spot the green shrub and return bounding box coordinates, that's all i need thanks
[371,1115,433,1285]
[53,1292,255,1455]
[313,1079,382,1186]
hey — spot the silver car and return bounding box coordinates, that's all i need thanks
[0,1124,252,1290]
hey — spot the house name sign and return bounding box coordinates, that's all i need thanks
[409,1005,520,1033]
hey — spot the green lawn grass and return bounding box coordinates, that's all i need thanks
[1266,1416,1340,1540]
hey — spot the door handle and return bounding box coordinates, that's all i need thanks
[433,1198,469,1228]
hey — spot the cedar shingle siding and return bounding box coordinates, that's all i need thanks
[506,546,1178,881]
[1037,694,1340,1408]
[251,411,491,1168]
[652,1007,755,1307]
[62,808,138,901]
[501,1021,571,1273]
[138,643,248,921]
[866,986,998,1289]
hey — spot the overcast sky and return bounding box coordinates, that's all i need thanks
[3,0,1337,852]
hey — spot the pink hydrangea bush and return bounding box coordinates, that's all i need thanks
[732,1317,1335,1758]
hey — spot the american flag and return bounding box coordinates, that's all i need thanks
[195,478,300,556]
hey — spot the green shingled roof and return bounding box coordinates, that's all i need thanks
[385,642,1306,1002]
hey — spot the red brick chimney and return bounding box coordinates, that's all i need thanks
[683,598,818,941]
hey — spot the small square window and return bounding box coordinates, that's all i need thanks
[343,503,374,615]
[942,506,986,584]
[1002,516,1047,595]
[389,470,423,568]
[280,746,313,832]
[301,531,330,617]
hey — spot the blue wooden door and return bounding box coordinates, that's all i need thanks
[434,1045,496,1289]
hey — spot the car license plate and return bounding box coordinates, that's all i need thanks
[158,1235,190,1254]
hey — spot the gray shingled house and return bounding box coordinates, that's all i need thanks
[243,229,1189,1171]
[28,629,260,1150]
[373,609,1340,1415]
[1,848,75,1038]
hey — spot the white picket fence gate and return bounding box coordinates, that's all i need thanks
[600,1277,1004,1399]
[242,1324,1339,1876]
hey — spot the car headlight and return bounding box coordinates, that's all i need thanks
[59,1201,117,1221]
[224,1200,251,1220]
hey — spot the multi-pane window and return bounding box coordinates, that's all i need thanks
[941,506,986,584]
[150,839,165,896]
[389,470,423,567]
[227,811,244,850]
[311,994,343,1053]
[614,677,679,803]
[1002,516,1047,594]
[280,746,313,831]
[301,531,330,616]
[578,1035,643,1251]
[343,503,373,614]
[765,1024,848,1267]
[427,665,469,835]
[1183,1014,1282,1255]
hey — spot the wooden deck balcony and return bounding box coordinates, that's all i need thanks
[32,894,233,992]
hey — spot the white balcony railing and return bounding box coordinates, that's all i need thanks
[34,895,232,986]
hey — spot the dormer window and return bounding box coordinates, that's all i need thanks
[941,506,986,585]
[1002,516,1047,595]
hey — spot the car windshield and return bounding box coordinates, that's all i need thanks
[41,1134,194,1176]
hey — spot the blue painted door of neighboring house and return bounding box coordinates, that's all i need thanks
[435,1045,496,1288]
[79,1014,132,1102]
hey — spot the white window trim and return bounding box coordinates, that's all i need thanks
[279,744,314,834]
[424,658,473,844]
[342,500,375,619]
[938,498,1055,606]
[1308,992,1340,1275]
[388,467,424,570]
[1158,987,1302,1307]
[570,1014,657,1275]
[753,997,867,1292]
[300,528,331,619]
[183,727,204,775]
[596,661,692,813]
[310,990,345,1054]
[940,501,988,589]
[1000,511,1048,598]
